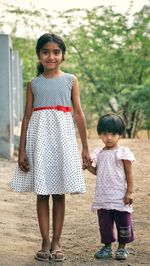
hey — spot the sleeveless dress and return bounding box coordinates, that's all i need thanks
[12,73,86,195]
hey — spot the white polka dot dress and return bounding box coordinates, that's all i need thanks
[12,73,86,195]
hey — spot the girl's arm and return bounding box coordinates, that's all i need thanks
[71,77,91,165]
[88,166,96,175]
[123,159,133,205]
[18,81,33,172]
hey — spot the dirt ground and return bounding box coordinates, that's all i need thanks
[0,139,150,266]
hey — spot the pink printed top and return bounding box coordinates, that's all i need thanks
[91,147,135,213]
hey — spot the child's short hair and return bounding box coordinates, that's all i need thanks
[97,113,125,136]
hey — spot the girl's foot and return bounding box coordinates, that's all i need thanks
[35,250,51,261]
[50,250,65,261]
[35,239,51,261]
[95,246,113,259]
[50,241,65,261]
[115,248,128,260]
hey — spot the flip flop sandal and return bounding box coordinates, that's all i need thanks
[50,250,65,261]
[34,249,51,261]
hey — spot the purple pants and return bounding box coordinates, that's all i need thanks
[97,209,134,244]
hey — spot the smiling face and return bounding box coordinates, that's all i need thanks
[100,132,120,149]
[38,41,63,71]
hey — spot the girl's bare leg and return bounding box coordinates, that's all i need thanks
[37,195,51,250]
[51,194,65,251]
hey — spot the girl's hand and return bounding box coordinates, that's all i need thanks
[18,150,29,172]
[124,191,133,205]
[82,161,90,170]
[82,149,91,167]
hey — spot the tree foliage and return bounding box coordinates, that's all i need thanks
[60,5,150,137]
[0,2,150,137]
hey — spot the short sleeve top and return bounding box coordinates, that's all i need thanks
[91,146,135,212]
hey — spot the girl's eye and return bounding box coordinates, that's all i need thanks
[54,50,61,55]
[43,51,48,55]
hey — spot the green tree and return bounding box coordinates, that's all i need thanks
[60,5,150,137]
[1,3,150,137]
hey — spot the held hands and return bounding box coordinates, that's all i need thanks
[82,149,91,169]
[18,150,29,172]
[82,161,91,170]
[124,191,133,205]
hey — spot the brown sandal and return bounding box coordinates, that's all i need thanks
[34,249,51,261]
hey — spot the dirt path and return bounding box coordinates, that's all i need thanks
[0,139,150,266]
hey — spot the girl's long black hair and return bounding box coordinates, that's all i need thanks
[36,33,66,76]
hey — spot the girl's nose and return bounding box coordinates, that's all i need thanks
[107,133,112,139]
[49,53,54,60]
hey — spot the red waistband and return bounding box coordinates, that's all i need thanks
[33,105,72,112]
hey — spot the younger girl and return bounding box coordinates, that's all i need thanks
[83,113,135,260]
[12,33,90,262]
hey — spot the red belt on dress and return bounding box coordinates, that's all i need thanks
[33,105,72,112]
